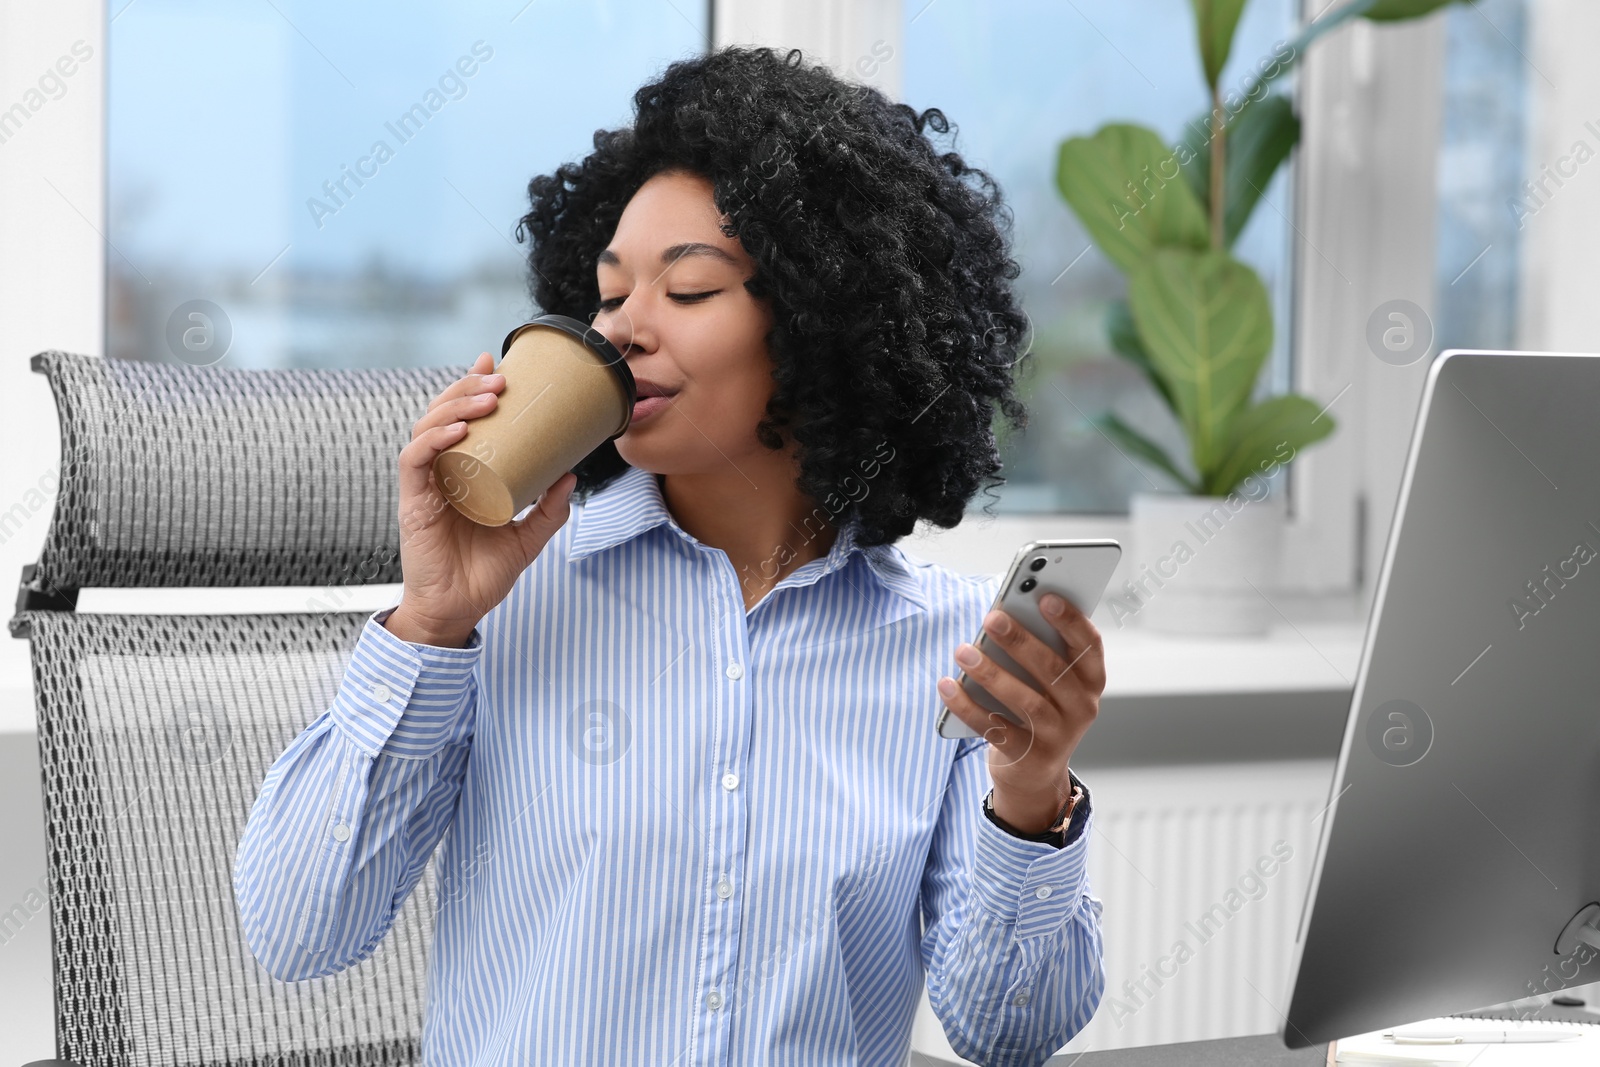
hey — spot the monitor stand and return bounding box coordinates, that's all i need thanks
[1556,902,1600,955]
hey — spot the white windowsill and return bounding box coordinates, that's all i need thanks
[0,586,1365,733]
[1103,615,1362,698]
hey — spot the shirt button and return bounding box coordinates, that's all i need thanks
[1013,990,1030,1007]
[725,663,744,680]
[705,990,723,1011]
[330,822,351,842]
[370,683,392,704]
[1035,885,1053,899]
[716,875,733,900]
[721,773,740,791]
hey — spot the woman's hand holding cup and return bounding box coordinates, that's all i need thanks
[388,351,577,647]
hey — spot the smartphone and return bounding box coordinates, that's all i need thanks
[935,539,1122,739]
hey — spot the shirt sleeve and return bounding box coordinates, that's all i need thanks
[232,603,483,981]
[920,735,1106,1066]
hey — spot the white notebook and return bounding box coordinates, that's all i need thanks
[1335,1014,1600,1065]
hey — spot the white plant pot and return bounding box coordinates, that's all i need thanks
[1125,490,1287,637]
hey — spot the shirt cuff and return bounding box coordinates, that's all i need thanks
[328,605,484,760]
[971,779,1095,940]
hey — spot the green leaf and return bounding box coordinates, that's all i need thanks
[1192,0,1250,89]
[1056,124,1211,275]
[1128,248,1273,476]
[1107,299,1180,416]
[1365,0,1468,19]
[1090,411,1200,494]
[1204,394,1336,496]
[1179,94,1301,246]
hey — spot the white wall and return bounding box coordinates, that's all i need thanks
[0,2,103,728]
[0,1,105,1057]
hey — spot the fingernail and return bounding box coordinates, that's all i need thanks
[1041,594,1065,616]
[955,644,980,667]
[983,609,1010,635]
[938,677,956,697]
[485,374,504,385]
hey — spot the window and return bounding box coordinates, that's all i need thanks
[1432,0,1528,353]
[106,0,708,371]
[2,0,1406,655]
[904,0,1300,515]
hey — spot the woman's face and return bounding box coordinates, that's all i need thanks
[594,168,779,474]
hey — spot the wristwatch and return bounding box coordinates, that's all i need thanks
[982,770,1089,849]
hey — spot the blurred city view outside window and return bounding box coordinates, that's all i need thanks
[107,1,708,373]
[1431,0,1528,356]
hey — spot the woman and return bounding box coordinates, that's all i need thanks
[236,44,1108,1066]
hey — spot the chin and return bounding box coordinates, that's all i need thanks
[615,440,665,470]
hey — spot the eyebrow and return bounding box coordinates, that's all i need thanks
[596,242,739,269]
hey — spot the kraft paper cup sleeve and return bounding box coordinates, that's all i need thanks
[432,315,635,526]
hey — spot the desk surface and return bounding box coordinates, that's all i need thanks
[1055,1034,1329,1065]
[912,1033,1330,1066]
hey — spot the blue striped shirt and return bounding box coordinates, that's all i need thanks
[234,463,1105,1065]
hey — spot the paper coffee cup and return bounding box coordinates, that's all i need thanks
[433,314,635,526]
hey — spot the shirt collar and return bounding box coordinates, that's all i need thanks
[566,464,928,614]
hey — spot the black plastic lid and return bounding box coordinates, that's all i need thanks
[500,314,636,439]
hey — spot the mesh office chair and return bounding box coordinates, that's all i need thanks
[9,350,467,1067]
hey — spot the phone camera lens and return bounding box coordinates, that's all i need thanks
[1029,556,1047,572]
[1019,577,1037,592]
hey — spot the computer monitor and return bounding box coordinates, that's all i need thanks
[1282,349,1600,1047]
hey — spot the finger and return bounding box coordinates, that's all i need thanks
[398,420,470,509]
[1038,594,1108,694]
[426,353,502,415]
[431,351,493,408]
[424,369,501,418]
[511,471,577,537]
[416,389,504,445]
[979,607,1089,704]
[951,641,1059,739]
[938,671,1036,764]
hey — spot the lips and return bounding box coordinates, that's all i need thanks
[634,379,678,399]
[630,394,673,424]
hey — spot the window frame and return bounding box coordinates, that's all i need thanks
[1287,2,1448,613]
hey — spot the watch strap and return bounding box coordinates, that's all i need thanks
[982,770,1088,848]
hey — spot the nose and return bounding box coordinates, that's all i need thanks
[592,318,626,356]
[595,299,652,359]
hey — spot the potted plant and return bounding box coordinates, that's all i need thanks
[1054,0,1469,635]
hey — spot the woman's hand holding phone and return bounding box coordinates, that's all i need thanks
[936,591,1108,835]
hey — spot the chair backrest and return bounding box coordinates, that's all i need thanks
[9,350,465,1067]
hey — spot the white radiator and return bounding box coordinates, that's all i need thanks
[911,758,1336,1059]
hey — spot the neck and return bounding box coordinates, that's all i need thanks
[657,458,839,602]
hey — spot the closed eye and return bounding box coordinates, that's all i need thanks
[597,290,720,312]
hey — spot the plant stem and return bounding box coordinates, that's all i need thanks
[1209,82,1225,248]
[1233,0,1387,110]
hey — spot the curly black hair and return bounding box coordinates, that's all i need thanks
[513,44,1031,549]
